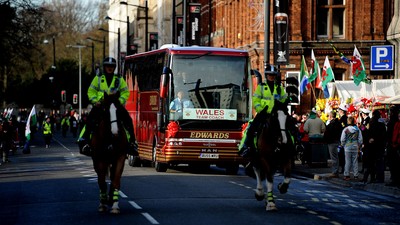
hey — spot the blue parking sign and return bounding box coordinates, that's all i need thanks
[370,45,394,71]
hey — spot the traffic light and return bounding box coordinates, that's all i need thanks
[61,90,66,103]
[285,72,300,105]
[73,94,78,104]
[128,44,138,55]
[149,33,158,50]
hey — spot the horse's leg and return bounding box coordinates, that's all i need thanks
[253,166,265,201]
[94,159,109,212]
[264,159,277,211]
[265,170,278,211]
[109,154,126,214]
[278,144,293,194]
[278,152,292,194]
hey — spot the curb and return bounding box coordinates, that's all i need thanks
[293,169,400,198]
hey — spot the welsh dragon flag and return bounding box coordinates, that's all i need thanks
[25,105,37,141]
[351,46,371,86]
[321,56,334,89]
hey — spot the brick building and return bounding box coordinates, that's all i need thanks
[196,0,397,111]
[108,0,399,112]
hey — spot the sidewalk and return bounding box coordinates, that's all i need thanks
[292,159,400,198]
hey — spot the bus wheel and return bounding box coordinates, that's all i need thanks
[153,144,168,172]
[128,155,141,167]
[225,164,239,175]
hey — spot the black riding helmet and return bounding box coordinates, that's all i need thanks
[103,57,117,67]
[103,57,117,76]
[265,64,279,77]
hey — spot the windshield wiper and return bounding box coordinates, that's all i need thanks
[186,51,212,59]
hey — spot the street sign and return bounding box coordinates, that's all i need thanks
[370,45,394,71]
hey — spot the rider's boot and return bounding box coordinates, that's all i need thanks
[78,126,92,155]
[239,131,255,158]
[125,123,138,156]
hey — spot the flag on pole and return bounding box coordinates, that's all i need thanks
[25,105,37,141]
[3,108,13,119]
[323,86,330,98]
[351,46,371,86]
[299,55,311,95]
[329,42,352,64]
[310,49,322,89]
[321,56,335,89]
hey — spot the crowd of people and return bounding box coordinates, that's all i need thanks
[294,104,400,187]
[0,108,87,165]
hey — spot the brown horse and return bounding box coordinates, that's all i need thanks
[252,109,296,211]
[90,93,129,214]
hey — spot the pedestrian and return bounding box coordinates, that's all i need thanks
[324,110,342,178]
[367,110,387,183]
[304,108,326,139]
[70,111,78,138]
[341,116,363,181]
[298,114,309,164]
[338,104,348,173]
[386,106,399,186]
[359,108,375,183]
[303,108,326,163]
[388,109,400,187]
[42,116,52,148]
[61,113,70,138]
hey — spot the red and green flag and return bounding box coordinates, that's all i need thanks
[351,46,371,86]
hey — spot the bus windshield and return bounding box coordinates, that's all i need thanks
[169,54,249,122]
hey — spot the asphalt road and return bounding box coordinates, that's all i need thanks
[1,131,399,225]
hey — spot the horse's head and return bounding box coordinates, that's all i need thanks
[102,91,121,109]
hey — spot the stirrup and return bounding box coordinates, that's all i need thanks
[128,141,139,156]
[107,145,113,151]
[80,144,92,157]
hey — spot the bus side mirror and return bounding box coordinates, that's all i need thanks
[160,67,171,98]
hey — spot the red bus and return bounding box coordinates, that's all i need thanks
[124,45,253,174]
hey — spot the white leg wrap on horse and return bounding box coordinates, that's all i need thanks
[267,181,273,193]
[277,110,287,144]
[284,178,291,184]
[110,202,120,214]
[110,103,118,135]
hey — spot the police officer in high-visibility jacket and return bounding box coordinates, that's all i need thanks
[43,116,52,148]
[78,57,137,155]
[239,65,287,157]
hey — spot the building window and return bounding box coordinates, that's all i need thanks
[333,69,346,81]
[317,0,346,39]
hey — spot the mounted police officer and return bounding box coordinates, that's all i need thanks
[239,65,288,158]
[78,57,138,156]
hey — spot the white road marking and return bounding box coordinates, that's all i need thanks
[142,212,160,224]
[129,201,142,209]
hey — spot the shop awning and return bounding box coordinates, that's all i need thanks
[327,79,400,102]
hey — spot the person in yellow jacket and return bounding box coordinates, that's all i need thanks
[43,116,52,148]
[61,113,70,138]
[78,57,137,155]
[239,65,288,157]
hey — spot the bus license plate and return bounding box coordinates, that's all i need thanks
[199,153,219,159]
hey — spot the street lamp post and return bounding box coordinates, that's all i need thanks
[120,0,148,51]
[105,16,130,55]
[99,27,121,74]
[66,44,86,119]
[86,36,106,60]
[43,36,56,69]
